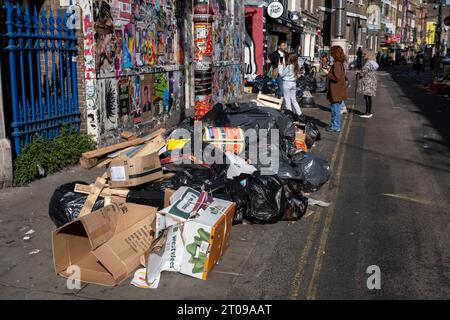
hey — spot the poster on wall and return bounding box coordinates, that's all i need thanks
[117,78,130,124]
[153,73,171,115]
[94,0,116,75]
[366,5,381,32]
[97,78,118,134]
[140,74,154,121]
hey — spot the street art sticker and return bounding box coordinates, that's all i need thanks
[122,22,135,68]
[119,0,132,21]
[153,73,170,115]
[194,22,213,63]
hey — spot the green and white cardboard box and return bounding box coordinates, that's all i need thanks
[157,187,235,279]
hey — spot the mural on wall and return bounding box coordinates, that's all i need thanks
[82,0,185,144]
[80,0,243,143]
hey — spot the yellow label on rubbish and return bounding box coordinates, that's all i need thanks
[167,139,191,151]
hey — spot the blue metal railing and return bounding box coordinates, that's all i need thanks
[3,0,80,155]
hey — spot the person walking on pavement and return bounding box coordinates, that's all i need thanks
[322,45,348,133]
[356,47,363,70]
[266,40,287,98]
[356,51,379,118]
[414,52,424,76]
[279,53,302,115]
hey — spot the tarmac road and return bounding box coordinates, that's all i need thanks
[0,66,448,300]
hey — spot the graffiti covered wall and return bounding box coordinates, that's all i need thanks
[80,0,186,145]
[210,0,244,105]
[78,0,243,142]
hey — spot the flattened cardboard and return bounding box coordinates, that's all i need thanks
[53,203,158,286]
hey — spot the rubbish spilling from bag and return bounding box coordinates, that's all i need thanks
[49,101,331,288]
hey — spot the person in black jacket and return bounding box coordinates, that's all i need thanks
[356,46,363,70]
[266,39,287,98]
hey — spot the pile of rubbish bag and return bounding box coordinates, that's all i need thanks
[50,102,329,227]
[48,101,330,288]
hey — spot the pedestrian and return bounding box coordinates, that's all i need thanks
[356,50,379,118]
[320,55,329,71]
[279,53,302,115]
[266,40,288,98]
[356,46,363,70]
[415,52,424,75]
[322,45,348,133]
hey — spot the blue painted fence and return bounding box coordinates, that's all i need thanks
[3,0,80,155]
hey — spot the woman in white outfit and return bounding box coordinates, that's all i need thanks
[279,53,302,115]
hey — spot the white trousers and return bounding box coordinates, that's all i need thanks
[283,81,302,115]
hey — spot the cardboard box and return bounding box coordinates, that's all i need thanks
[157,187,235,280]
[52,203,158,286]
[107,151,163,188]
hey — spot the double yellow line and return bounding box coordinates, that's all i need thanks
[288,101,355,300]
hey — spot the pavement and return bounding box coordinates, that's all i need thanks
[0,66,449,300]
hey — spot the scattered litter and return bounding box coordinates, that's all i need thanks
[308,198,332,207]
[131,268,156,289]
[29,249,40,255]
[24,229,35,236]
[23,236,30,241]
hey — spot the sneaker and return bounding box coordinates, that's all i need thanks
[326,127,341,133]
[359,114,369,118]
[340,107,348,114]
[366,113,373,118]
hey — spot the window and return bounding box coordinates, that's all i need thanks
[310,0,313,12]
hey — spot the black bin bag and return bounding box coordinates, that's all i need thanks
[282,182,308,221]
[244,173,286,224]
[292,152,331,192]
[48,181,104,227]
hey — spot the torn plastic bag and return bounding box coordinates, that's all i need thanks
[48,181,104,227]
[202,102,295,141]
[282,183,308,221]
[244,173,286,224]
[292,152,331,192]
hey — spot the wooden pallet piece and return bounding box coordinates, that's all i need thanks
[78,173,108,218]
[74,183,129,198]
[80,156,99,169]
[120,131,137,141]
[256,93,283,110]
[81,128,165,160]
[132,135,166,157]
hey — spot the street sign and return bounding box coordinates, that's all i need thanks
[267,1,284,19]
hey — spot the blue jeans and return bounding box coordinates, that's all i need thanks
[276,76,283,98]
[330,102,342,131]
